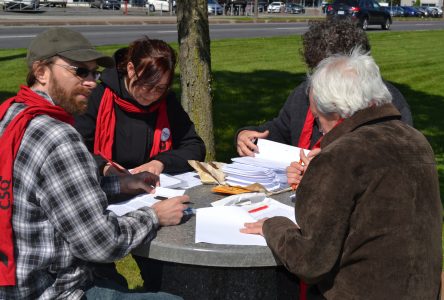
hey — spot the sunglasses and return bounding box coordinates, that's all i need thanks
[53,63,101,81]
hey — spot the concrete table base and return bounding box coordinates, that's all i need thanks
[153,260,300,300]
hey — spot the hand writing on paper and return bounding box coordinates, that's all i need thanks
[237,130,269,157]
[286,148,321,187]
[131,160,165,176]
[103,161,130,176]
[239,218,268,236]
[152,195,190,226]
[119,172,159,195]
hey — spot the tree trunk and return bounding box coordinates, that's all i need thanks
[177,0,215,161]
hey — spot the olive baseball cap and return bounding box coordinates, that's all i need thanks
[26,27,114,68]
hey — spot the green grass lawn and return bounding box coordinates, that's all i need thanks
[1,29,443,288]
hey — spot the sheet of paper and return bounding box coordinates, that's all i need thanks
[107,187,185,216]
[107,193,159,217]
[231,156,289,171]
[195,206,267,246]
[154,186,185,198]
[159,173,183,189]
[255,138,310,166]
[197,198,297,246]
[168,171,202,189]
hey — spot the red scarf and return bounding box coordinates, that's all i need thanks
[94,87,172,161]
[297,110,344,150]
[0,86,74,286]
[296,109,343,300]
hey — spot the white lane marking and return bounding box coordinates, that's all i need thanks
[0,34,36,38]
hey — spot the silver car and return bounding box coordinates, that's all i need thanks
[208,0,223,15]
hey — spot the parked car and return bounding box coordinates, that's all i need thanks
[90,0,120,9]
[415,6,429,17]
[401,6,424,17]
[424,6,442,17]
[285,3,305,14]
[146,0,170,12]
[208,0,223,14]
[326,0,392,30]
[267,1,285,13]
[384,6,404,17]
[257,0,269,12]
[2,0,39,10]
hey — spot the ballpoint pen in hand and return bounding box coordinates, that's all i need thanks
[97,151,131,175]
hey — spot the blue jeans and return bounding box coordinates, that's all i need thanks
[83,277,183,300]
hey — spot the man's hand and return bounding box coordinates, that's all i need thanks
[131,160,164,176]
[118,172,159,195]
[152,195,190,226]
[237,130,269,157]
[286,148,321,187]
[240,218,268,236]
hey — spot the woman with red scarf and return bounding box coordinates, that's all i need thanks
[74,37,206,291]
[75,37,205,177]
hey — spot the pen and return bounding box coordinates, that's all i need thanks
[97,151,131,175]
[183,207,196,216]
[248,205,268,213]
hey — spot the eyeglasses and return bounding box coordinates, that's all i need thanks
[53,63,101,81]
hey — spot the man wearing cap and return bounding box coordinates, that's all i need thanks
[0,27,186,299]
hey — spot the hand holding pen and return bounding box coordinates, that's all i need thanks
[97,151,131,176]
[287,148,321,189]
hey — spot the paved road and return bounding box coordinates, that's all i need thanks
[0,8,443,48]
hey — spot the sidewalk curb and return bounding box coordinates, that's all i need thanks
[0,11,325,26]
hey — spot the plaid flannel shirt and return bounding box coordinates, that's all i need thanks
[0,92,159,300]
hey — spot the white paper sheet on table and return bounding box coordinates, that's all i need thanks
[168,171,202,189]
[159,174,183,188]
[196,198,296,246]
[107,187,185,217]
[195,206,268,246]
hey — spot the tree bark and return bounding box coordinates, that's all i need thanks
[177,0,215,161]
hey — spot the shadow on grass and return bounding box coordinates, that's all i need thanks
[0,53,26,63]
[0,91,17,101]
[392,81,444,199]
[213,70,306,162]
[211,71,444,203]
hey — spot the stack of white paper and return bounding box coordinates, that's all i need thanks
[222,162,281,191]
[221,139,309,191]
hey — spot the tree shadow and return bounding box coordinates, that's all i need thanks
[212,70,444,202]
[0,91,17,101]
[0,53,26,63]
[212,69,306,162]
[391,81,444,196]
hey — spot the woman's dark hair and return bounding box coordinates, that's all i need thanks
[116,36,177,91]
[301,18,371,70]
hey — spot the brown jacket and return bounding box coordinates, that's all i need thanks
[263,104,442,299]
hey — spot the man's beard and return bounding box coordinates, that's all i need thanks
[48,77,90,115]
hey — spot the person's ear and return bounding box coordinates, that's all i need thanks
[126,62,136,79]
[33,62,50,85]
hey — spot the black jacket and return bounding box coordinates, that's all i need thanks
[236,79,413,149]
[74,64,206,174]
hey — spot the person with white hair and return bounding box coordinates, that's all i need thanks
[241,50,442,299]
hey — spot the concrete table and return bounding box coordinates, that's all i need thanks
[132,184,300,299]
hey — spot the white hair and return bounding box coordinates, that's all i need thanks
[309,48,392,118]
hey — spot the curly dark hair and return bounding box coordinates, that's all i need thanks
[301,18,371,70]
